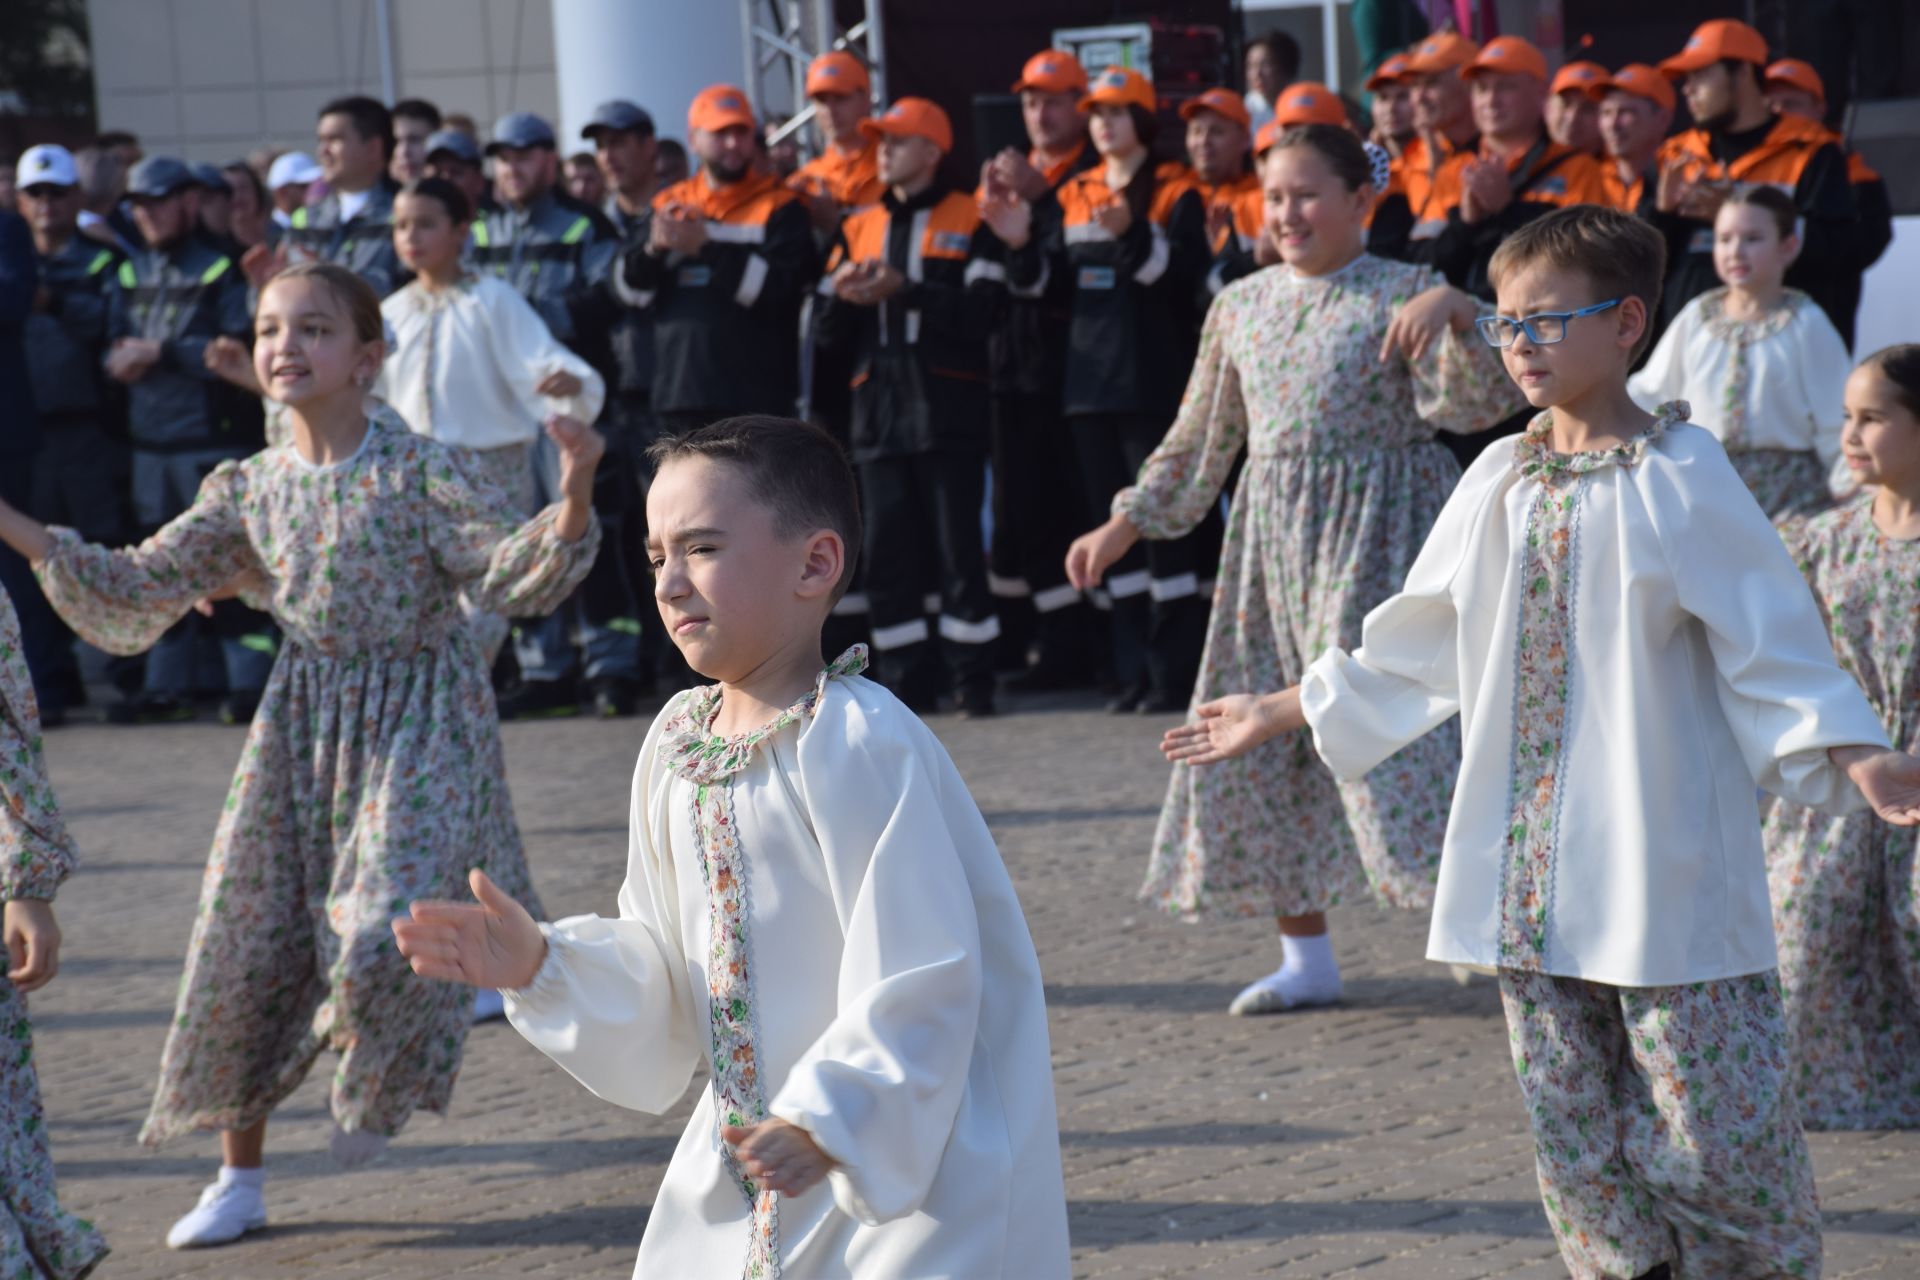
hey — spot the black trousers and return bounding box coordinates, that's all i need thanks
[858,451,999,698]
[991,391,1095,624]
[1069,413,1218,702]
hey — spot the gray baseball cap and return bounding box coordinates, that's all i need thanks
[425,128,481,166]
[581,100,656,140]
[189,162,228,191]
[486,111,556,155]
[127,156,196,199]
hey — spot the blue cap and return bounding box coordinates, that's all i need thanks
[425,128,481,165]
[189,162,227,191]
[127,156,196,199]
[582,99,656,140]
[486,111,557,155]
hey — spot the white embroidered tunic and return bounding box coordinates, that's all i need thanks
[1300,404,1890,987]
[375,273,604,449]
[503,650,1069,1279]
[1627,288,1849,474]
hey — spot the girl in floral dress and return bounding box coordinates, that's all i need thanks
[1767,345,1920,1130]
[1064,124,1519,1015]
[0,262,603,1250]
[1628,185,1850,518]
[1,585,110,1280]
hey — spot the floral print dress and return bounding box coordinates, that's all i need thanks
[0,586,110,1280]
[33,416,598,1146]
[1766,495,1920,1130]
[1493,411,1820,1280]
[1124,254,1519,918]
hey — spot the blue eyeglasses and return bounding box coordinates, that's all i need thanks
[1475,298,1620,348]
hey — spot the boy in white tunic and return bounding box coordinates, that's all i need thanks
[1162,205,1920,1280]
[394,415,1069,1279]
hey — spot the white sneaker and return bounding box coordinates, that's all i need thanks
[1227,967,1344,1016]
[165,1176,267,1249]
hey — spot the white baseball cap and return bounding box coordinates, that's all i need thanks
[267,151,322,190]
[16,144,78,190]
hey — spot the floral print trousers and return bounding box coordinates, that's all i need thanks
[1498,969,1821,1280]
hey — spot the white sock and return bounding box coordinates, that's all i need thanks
[1280,932,1338,984]
[216,1165,265,1193]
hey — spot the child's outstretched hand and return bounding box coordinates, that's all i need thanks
[721,1118,835,1197]
[547,415,605,502]
[392,868,546,991]
[1838,747,1920,825]
[4,900,61,994]
[1161,688,1305,766]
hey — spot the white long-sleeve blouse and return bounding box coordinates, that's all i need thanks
[1300,405,1889,987]
[376,273,604,449]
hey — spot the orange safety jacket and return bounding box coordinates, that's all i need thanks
[978,138,1098,398]
[788,138,886,210]
[1403,134,1608,298]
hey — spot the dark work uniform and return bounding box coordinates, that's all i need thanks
[1011,164,1216,710]
[816,184,1008,710]
[279,178,408,297]
[109,233,272,706]
[621,168,818,433]
[981,141,1101,686]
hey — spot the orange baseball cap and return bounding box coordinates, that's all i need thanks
[1403,32,1479,75]
[1590,63,1676,112]
[1178,87,1251,129]
[806,52,869,99]
[1465,36,1548,82]
[1364,53,1413,92]
[858,97,953,153]
[1012,49,1088,95]
[1659,19,1768,76]
[1254,120,1281,156]
[688,84,756,135]
[1764,58,1826,103]
[1273,82,1348,128]
[1550,60,1608,96]
[1079,66,1156,114]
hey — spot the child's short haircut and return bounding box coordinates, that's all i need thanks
[646,417,864,603]
[1488,204,1667,361]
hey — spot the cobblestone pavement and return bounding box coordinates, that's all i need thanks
[27,696,1920,1278]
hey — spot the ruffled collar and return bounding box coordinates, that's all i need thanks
[1699,286,1804,343]
[660,645,868,784]
[1513,400,1687,484]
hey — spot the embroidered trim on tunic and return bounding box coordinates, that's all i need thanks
[1697,288,1805,451]
[1512,399,1685,483]
[657,645,870,1280]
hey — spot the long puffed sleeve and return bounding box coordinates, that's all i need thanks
[1299,449,1502,779]
[1643,433,1889,809]
[1627,302,1693,413]
[1407,310,1524,437]
[766,695,985,1226]
[1792,304,1850,480]
[504,705,704,1112]
[1112,289,1248,540]
[486,278,607,428]
[0,586,77,902]
[34,460,260,656]
[420,444,599,615]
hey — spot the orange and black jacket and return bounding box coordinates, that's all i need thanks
[1377,135,1607,299]
[1008,164,1210,419]
[1201,174,1266,298]
[982,140,1099,399]
[788,139,886,211]
[815,184,1008,463]
[1651,113,1855,339]
[620,169,817,416]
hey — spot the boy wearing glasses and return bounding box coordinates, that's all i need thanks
[1159,205,1920,1280]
